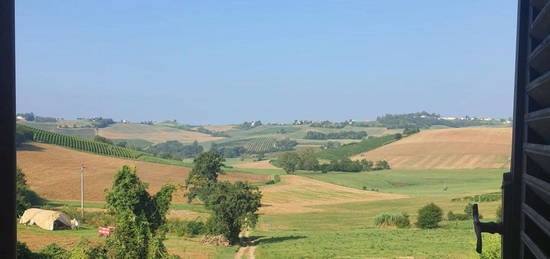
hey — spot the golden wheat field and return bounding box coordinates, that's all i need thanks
[352,127,512,169]
[16,143,268,202]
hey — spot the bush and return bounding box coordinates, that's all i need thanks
[17,241,35,259]
[273,174,281,183]
[447,211,470,221]
[39,243,69,258]
[416,203,443,229]
[479,234,501,259]
[374,212,410,228]
[463,203,481,219]
[70,239,107,259]
[167,219,206,237]
[56,207,115,227]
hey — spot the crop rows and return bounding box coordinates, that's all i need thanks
[245,137,278,153]
[27,126,145,159]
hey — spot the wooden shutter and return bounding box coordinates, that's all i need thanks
[508,0,550,258]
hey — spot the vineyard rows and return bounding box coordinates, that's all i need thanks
[27,126,145,159]
[244,137,278,153]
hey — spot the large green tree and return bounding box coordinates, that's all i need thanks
[105,165,176,259]
[203,181,262,244]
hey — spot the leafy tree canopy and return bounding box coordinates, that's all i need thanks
[105,165,176,258]
[203,181,262,244]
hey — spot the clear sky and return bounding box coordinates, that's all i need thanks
[16,1,517,125]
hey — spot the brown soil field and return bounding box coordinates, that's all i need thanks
[351,127,512,169]
[260,175,407,214]
[17,143,269,203]
[233,160,278,170]
[97,123,223,144]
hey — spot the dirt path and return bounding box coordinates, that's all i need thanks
[234,230,255,259]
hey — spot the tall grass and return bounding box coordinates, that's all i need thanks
[374,212,410,228]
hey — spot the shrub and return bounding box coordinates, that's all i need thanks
[374,212,410,228]
[463,203,481,219]
[167,219,206,237]
[273,174,281,183]
[56,207,115,227]
[186,220,206,236]
[39,243,69,258]
[16,241,35,259]
[416,203,443,229]
[479,234,501,259]
[70,239,107,259]
[447,211,470,221]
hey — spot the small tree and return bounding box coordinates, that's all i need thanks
[187,152,225,184]
[186,152,225,202]
[16,168,42,216]
[416,203,443,229]
[374,160,391,170]
[297,148,320,171]
[278,152,300,174]
[203,181,262,244]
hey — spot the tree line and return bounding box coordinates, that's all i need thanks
[17,112,57,123]
[147,140,204,159]
[277,149,390,174]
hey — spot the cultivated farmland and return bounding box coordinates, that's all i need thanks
[16,143,269,202]
[352,127,512,169]
[97,123,223,144]
[28,126,146,159]
[244,137,278,153]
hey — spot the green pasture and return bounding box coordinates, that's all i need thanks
[298,169,505,196]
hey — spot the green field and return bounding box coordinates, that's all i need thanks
[314,134,400,160]
[298,169,504,195]
[249,168,503,258]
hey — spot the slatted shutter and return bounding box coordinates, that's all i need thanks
[507,0,550,258]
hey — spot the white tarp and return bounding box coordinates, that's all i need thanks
[19,208,73,230]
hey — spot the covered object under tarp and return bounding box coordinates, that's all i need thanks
[19,208,73,230]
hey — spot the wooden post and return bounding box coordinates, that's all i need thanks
[0,0,16,257]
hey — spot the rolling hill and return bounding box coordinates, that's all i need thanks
[97,123,223,144]
[351,127,512,169]
[16,143,269,202]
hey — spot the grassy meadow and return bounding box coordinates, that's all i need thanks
[250,168,503,258]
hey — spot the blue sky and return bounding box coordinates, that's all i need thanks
[16,1,517,124]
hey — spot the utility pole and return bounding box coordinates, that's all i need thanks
[80,163,86,218]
